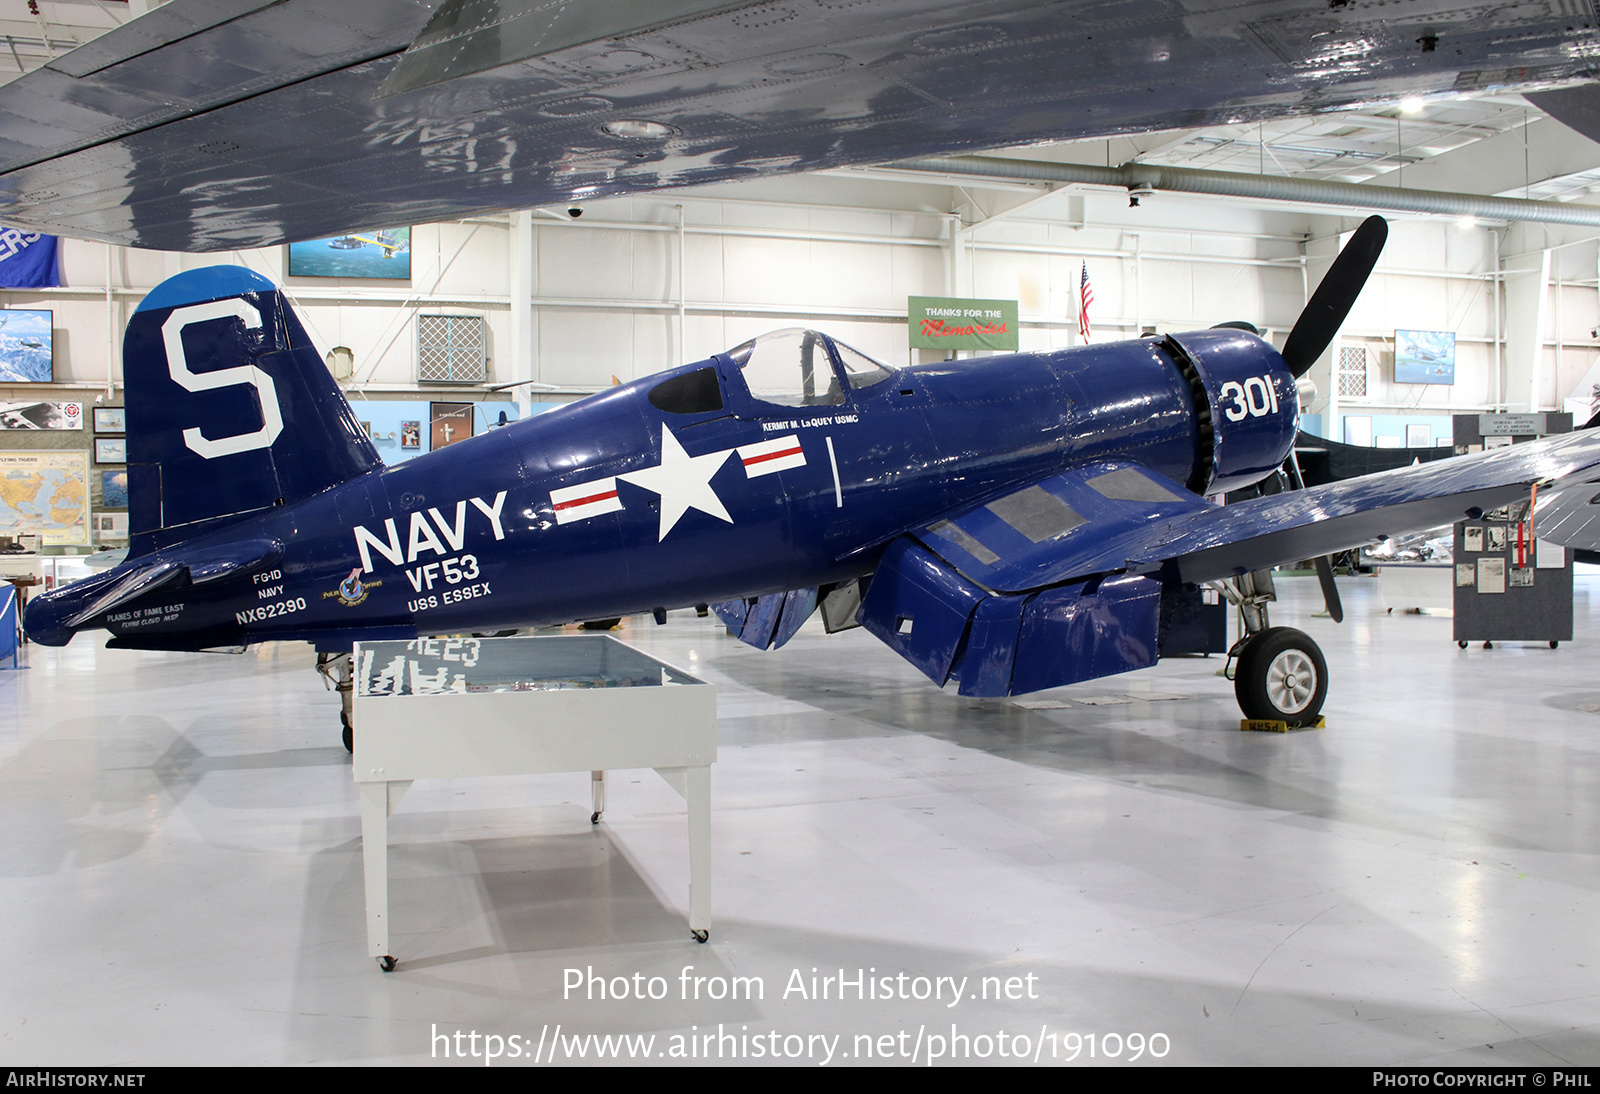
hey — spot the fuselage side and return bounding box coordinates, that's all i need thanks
[27,327,1296,650]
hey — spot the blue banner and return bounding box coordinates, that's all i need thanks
[0,228,59,288]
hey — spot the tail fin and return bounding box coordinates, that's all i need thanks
[124,267,380,557]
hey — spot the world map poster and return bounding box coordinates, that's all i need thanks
[0,450,88,545]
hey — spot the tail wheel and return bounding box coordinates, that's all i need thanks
[1234,627,1327,726]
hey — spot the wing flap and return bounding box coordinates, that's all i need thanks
[917,460,1214,593]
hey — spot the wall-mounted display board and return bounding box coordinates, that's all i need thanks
[907,296,1019,352]
[0,450,88,546]
[1451,413,1573,647]
[0,400,78,429]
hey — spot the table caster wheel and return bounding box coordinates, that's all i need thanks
[377,955,396,972]
[691,930,708,944]
[1458,641,1468,649]
[1483,641,1493,650]
[590,811,601,825]
[1551,640,1560,649]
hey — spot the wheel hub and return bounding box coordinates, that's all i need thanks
[1266,649,1316,714]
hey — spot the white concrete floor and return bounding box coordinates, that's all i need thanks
[2,572,1598,1066]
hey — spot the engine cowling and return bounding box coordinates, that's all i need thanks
[1162,328,1298,496]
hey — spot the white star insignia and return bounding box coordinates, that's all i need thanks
[618,427,737,540]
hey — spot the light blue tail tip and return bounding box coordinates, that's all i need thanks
[136,266,277,314]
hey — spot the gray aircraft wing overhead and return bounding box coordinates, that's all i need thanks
[0,0,1598,252]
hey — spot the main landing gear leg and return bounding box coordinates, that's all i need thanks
[317,652,356,752]
[1212,571,1329,727]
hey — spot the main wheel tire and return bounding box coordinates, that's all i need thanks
[1234,627,1328,726]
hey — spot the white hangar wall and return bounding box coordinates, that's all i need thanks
[1,184,1596,441]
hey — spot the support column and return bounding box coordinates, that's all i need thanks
[1302,223,1343,439]
[1502,247,1551,413]
[677,205,687,370]
[508,210,534,419]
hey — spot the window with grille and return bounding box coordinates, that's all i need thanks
[1337,345,1367,398]
[417,314,488,383]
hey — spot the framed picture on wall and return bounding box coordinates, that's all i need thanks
[1405,424,1431,448]
[0,309,53,382]
[429,402,473,450]
[288,228,411,279]
[93,407,125,432]
[94,437,126,464]
[101,469,128,508]
[400,420,421,449]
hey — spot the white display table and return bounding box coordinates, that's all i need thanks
[351,634,717,970]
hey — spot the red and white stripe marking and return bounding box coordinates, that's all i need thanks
[738,434,805,477]
[550,476,623,524]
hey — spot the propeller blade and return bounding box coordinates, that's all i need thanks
[1315,554,1344,623]
[1280,215,1388,378]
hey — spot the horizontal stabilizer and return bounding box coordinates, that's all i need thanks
[41,536,284,639]
[62,559,185,629]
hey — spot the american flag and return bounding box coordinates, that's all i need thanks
[1078,262,1094,343]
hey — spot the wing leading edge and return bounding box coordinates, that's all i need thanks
[857,433,1600,698]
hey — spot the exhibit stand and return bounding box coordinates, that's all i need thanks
[351,634,717,970]
[1451,413,1574,648]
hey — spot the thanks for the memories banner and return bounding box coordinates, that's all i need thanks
[907,296,1018,352]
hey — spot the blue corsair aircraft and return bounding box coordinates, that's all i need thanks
[23,217,1600,740]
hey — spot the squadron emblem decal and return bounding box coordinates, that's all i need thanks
[325,567,382,606]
